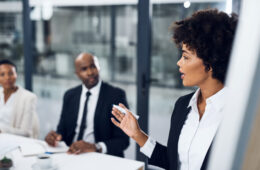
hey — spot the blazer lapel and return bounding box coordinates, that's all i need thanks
[169,98,192,170]
[172,106,191,146]
[68,86,82,140]
[93,82,105,136]
[179,106,191,129]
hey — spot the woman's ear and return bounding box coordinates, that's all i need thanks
[205,64,211,72]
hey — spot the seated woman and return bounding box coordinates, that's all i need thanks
[0,59,39,138]
[111,9,238,170]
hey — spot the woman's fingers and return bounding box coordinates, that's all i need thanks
[119,103,128,110]
[111,118,121,128]
[111,110,122,122]
[119,103,135,119]
[112,108,125,121]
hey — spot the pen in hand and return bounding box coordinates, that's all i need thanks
[113,104,139,119]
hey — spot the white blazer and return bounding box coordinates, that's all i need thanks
[0,86,39,138]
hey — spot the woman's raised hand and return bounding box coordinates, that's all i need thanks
[111,103,148,147]
[111,103,140,138]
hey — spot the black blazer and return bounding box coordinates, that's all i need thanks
[148,92,211,170]
[56,82,129,157]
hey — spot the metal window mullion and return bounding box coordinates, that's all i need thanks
[22,0,33,91]
[136,0,152,167]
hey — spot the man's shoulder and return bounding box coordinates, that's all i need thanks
[101,82,125,94]
[64,85,82,97]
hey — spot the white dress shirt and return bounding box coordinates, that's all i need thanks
[0,88,17,130]
[72,80,107,153]
[141,87,226,170]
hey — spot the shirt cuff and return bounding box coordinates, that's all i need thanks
[98,142,107,154]
[140,137,156,158]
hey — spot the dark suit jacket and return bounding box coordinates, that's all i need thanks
[148,92,211,170]
[56,82,129,157]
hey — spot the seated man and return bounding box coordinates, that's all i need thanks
[45,53,129,157]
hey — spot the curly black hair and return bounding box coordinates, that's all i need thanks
[0,59,17,71]
[172,9,238,83]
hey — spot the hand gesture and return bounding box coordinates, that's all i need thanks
[111,103,148,147]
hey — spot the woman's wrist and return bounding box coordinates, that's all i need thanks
[132,130,148,147]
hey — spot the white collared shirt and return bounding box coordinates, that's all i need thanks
[0,87,18,130]
[140,87,226,170]
[178,87,226,170]
[73,80,107,153]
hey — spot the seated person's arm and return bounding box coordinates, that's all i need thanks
[45,130,62,147]
[67,141,97,154]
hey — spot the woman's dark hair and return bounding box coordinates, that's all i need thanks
[172,9,238,83]
[0,59,17,72]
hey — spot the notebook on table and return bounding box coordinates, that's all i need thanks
[20,140,69,157]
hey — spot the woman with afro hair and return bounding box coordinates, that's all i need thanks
[111,9,238,170]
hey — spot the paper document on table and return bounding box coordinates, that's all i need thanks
[0,143,19,157]
[20,140,68,157]
[0,134,20,156]
[46,141,68,153]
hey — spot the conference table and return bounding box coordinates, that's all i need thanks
[0,133,144,170]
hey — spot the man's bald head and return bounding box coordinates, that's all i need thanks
[75,53,100,89]
[75,53,100,70]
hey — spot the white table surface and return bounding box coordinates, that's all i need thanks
[0,134,144,170]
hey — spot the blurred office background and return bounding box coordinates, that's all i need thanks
[0,0,248,169]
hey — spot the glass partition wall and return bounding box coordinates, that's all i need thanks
[32,6,137,81]
[30,4,138,159]
[0,0,24,85]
